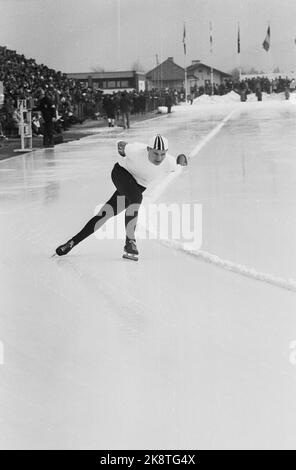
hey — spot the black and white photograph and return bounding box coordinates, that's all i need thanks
[0,0,296,452]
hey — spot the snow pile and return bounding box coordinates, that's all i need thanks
[246,93,260,102]
[270,92,285,100]
[215,91,241,103]
[193,91,240,105]
[289,91,296,102]
[261,92,272,100]
[192,90,292,105]
[158,106,168,114]
[246,92,287,102]
[193,93,213,104]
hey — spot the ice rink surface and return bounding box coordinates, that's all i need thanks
[1,96,296,449]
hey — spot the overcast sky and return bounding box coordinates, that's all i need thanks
[1,0,296,74]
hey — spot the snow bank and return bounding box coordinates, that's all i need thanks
[157,106,168,114]
[289,91,296,102]
[192,90,290,106]
[193,91,240,105]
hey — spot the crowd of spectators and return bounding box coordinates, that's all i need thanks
[191,75,295,99]
[1,44,296,141]
[0,45,103,137]
[0,45,186,140]
[100,88,185,127]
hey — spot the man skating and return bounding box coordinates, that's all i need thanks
[55,134,187,261]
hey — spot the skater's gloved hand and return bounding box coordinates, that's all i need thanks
[117,141,127,157]
[176,154,188,166]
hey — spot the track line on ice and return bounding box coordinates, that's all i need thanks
[148,234,296,292]
[146,108,237,202]
[188,109,237,157]
[187,248,296,292]
[144,108,296,293]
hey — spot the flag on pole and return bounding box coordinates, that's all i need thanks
[263,25,271,51]
[209,21,213,54]
[237,23,240,54]
[183,23,186,55]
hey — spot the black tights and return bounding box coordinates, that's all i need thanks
[72,163,146,245]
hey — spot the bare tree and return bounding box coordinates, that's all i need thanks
[229,67,240,81]
[247,67,260,74]
[91,65,105,72]
[131,60,144,72]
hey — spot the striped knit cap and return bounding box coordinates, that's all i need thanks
[148,134,168,151]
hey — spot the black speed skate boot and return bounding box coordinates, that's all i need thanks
[55,239,75,256]
[123,238,139,261]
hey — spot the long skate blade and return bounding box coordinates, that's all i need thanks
[51,253,57,258]
[122,252,138,261]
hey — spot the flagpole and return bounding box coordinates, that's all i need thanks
[183,22,188,102]
[184,53,188,102]
[210,66,213,95]
[210,21,214,95]
[117,0,121,70]
[294,37,296,79]
[263,22,272,80]
[268,21,272,80]
[266,21,271,79]
[238,22,241,81]
[156,54,159,91]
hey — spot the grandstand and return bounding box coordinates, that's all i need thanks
[0,44,295,141]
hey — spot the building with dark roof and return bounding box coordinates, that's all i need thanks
[145,57,185,91]
[187,60,231,89]
[67,70,146,94]
[67,59,231,94]
[145,57,231,91]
